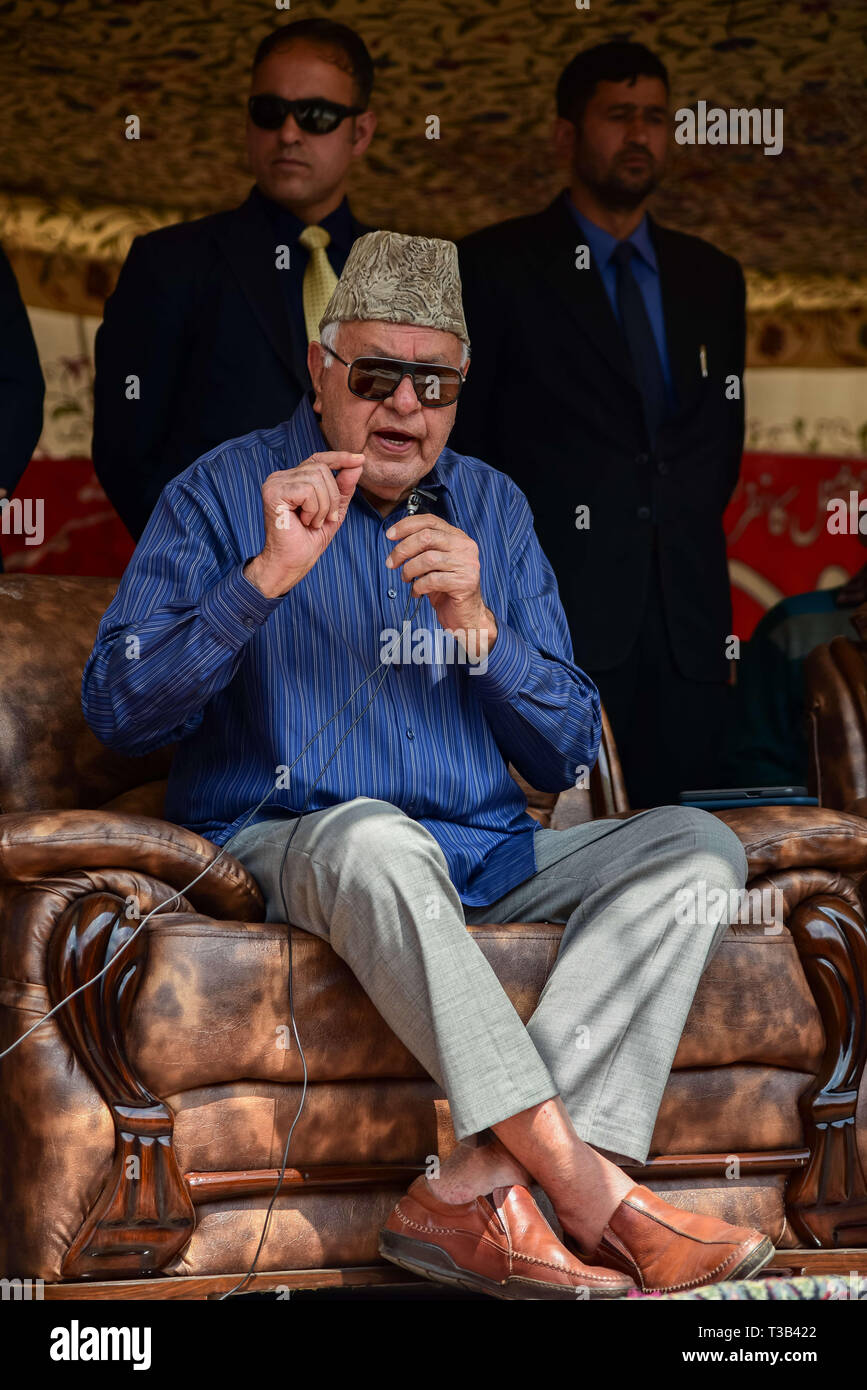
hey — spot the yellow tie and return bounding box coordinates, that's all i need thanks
[299,225,339,343]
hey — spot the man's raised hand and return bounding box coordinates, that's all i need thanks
[244,451,365,598]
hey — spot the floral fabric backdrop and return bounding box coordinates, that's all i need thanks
[1,0,866,277]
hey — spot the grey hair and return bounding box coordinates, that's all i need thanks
[318,318,341,364]
[318,318,469,368]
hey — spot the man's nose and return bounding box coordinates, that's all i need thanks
[277,113,305,142]
[388,373,422,414]
[627,116,652,144]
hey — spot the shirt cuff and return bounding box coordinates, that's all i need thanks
[200,560,284,650]
[465,617,532,701]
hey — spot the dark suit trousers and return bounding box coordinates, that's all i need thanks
[584,543,731,809]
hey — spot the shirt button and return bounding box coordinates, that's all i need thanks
[635,452,650,466]
[387,587,398,599]
[657,460,669,475]
[637,505,651,520]
[242,616,256,628]
[406,729,415,740]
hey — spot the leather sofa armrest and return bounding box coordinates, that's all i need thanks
[0,809,264,921]
[100,779,168,818]
[552,801,867,880]
[713,804,867,877]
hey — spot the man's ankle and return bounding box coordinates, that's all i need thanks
[424,1138,529,1204]
[423,1174,476,1205]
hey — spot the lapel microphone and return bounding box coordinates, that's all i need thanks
[405,484,438,516]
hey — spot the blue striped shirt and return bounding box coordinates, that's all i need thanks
[82,392,601,906]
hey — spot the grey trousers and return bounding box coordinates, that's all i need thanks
[224,800,748,1164]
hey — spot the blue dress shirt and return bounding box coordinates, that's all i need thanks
[82,393,601,907]
[564,192,675,404]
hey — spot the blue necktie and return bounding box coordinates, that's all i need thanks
[611,240,667,447]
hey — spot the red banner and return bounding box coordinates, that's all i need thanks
[724,453,867,639]
[1,459,134,577]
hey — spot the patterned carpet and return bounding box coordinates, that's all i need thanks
[631,1274,857,1299]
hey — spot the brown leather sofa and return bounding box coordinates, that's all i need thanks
[805,603,867,818]
[2,574,867,1299]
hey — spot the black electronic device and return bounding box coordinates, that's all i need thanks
[678,786,818,811]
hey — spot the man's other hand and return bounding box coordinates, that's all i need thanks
[385,513,498,660]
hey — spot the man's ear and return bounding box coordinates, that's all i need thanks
[552,116,577,166]
[308,339,326,410]
[352,108,377,158]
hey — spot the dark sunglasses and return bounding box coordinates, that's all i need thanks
[326,349,465,408]
[248,94,364,134]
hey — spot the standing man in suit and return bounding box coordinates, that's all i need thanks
[93,18,376,541]
[453,42,746,808]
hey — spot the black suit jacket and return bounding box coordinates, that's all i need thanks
[0,242,44,499]
[452,192,746,682]
[92,190,372,540]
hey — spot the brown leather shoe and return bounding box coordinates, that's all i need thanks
[588,1184,775,1294]
[379,1176,636,1300]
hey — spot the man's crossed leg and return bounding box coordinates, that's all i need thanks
[225,798,774,1299]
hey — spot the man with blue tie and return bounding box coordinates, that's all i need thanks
[453,41,747,809]
[92,18,376,541]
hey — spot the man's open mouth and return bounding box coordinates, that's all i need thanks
[373,429,417,450]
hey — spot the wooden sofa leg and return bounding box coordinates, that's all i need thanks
[47,892,195,1279]
[784,894,867,1247]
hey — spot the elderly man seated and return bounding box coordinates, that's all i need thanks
[83,231,772,1300]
